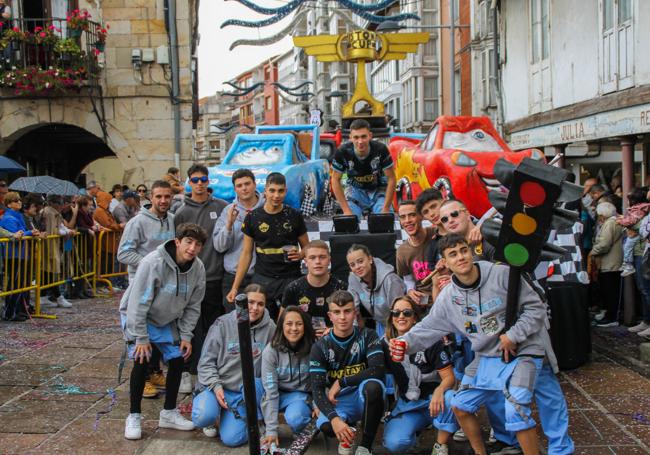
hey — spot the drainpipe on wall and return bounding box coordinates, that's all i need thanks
[492,0,505,134]
[165,0,181,168]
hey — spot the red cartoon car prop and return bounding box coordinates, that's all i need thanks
[389,116,545,217]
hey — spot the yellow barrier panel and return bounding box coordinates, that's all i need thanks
[0,236,45,317]
[93,229,127,297]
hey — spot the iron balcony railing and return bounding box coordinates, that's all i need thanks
[0,17,103,94]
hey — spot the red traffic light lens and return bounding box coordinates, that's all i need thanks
[520,181,546,207]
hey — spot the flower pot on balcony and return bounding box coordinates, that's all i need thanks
[69,28,82,39]
[59,52,72,62]
[94,42,105,52]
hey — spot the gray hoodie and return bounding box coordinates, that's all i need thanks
[348,257,407,326]
[111,201,138,225]
[197,309,276,393]
[260,344,311,438]
[119,240,206,345]
[117,207,175,280]
[212,192,264,275]
[403,261,558,372]
[174,195,228,281]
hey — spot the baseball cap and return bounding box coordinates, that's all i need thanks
[86,180,98,190]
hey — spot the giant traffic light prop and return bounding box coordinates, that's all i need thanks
[480,158,582,360]
[481,158,582,271]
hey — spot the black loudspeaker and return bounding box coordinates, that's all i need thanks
[546,282,591,370]
[330,233,397,281]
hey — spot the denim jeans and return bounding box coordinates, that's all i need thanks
[623,235,639,264]
[344,185,390,219]
[633,254,650,323]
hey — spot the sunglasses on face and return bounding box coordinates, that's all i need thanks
[440,210,464,224]
[137,189,146,193]
[390,309,415,318]
[190,176,209,184]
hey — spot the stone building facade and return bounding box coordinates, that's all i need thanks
[0,0,198,189]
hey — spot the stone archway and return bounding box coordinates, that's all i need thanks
[0,99,144,185]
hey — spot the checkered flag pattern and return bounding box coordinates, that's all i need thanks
[321,179,335,217]
[533,221,588,286]
[300,185,316,218]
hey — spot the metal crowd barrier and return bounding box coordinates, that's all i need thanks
[93,230,127,297]
[0,230,127,319]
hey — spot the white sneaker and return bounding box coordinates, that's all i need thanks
[179,372,193,394]
[594,310,607,322]
[453,428,468,442]
[354,447,371,455]
[638,327,650,339]
[629,321,650,333]
[620,264,635,277]
[124,413,142,440]
[159,408,195,431]
[488,427,497,444]
[56,296,72,308]
[202,426,217,437]
[431,442,449,455]
[41,296,58,308]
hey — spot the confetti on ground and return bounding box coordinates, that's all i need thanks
[93,389,117,431]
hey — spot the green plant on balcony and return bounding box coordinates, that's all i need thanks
[94,23,109,52]
[0,65,87,96]
[33,25,60,46]
[3,27,29,43]
[54,38,81,56]
[67,9,91,37]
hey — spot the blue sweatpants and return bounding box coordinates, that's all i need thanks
[535,364,574,455]
[315,379,385,428]
[192,379,264,447]
[277,391,312,434]
[452,357,542,433]
[383,390,458,453]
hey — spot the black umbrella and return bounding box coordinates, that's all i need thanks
[0,156,26,173]
[9,176,80,196]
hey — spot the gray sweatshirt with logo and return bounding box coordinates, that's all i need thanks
[119,240,206,345]
[260,344,311,437]
[403,261,558,372]
[197,309,276,393]
[117,207,175,280]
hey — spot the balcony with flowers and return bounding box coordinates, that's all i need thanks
[0,10,108,96]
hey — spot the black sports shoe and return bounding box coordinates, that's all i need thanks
[487,441,522,454]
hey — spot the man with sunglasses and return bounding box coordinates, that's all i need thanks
[439,200,494,262]
[174,163,228,393]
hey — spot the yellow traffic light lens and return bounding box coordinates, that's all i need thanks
[512,213,537,235]
[504,243,529,267]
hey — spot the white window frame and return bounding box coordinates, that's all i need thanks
[599,0,634,94]
[529,0,552,113]
[423,76,439,122]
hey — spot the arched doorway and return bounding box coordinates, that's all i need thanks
[5,123,116,185]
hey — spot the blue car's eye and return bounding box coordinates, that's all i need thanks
[472,131,486,140]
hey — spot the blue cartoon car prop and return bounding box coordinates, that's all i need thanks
[206,124,330,210]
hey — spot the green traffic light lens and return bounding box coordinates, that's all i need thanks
[520,181,546,207]
[504,243,529,267]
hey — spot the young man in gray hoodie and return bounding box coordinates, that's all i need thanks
[121,223,207,440]
[213,168,264,312]
[192,283,276,446]
[390,234,570,455]
[173,163,228,392]
[117,180,176,397]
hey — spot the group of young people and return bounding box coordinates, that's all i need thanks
[119,120,574,455]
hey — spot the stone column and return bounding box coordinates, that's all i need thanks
[621,136,635,210]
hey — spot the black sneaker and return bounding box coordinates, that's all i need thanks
[487,440,522,454]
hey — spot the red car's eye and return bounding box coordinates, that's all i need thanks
[451,151,477,167]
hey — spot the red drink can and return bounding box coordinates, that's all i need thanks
[391,338,406,362]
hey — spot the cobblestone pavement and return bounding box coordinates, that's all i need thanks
[1,296,650,454]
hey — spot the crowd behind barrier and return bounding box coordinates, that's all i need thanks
[0,230,126,318]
